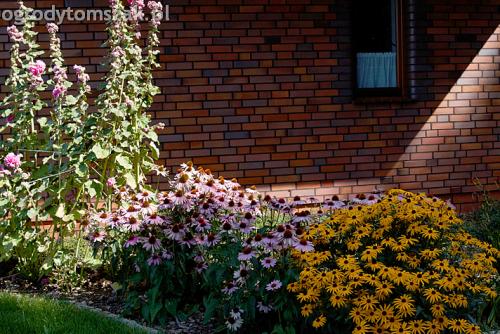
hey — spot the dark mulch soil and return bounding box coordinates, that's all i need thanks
[0,275,214,334]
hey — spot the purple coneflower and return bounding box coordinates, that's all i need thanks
[195,262,208,273]
[221,281,238,295]
[292,210,312,224]
[201,232,220,247]
[265,280,282,291]
[294,238,315,252]
[125,216,142,232]
[147,254,162,266]
[237,246,255,261]
[108,214,122,228]
[136,190,155,202]
[142,235,161,252]
[124,235,140,248]
[144,213,164,225]
[291,196,305,207]
[171,190,191,209]
[233,264,250,282]
[115,186,129,197]
[225,316,243,332]
[279,227,297,247]
[161,250,173,260]
[179,232,197,247]
[261,257,277,269]
[195,217,211,232]
[165,223,185,241]
[89,230,107,243]
[257,302,273,314]
[237,221,253,234]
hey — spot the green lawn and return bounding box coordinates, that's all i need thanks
[0,292,152,334]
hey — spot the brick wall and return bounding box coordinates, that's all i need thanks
[0,0,499,210]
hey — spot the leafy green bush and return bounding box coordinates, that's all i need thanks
[463,182,500,330]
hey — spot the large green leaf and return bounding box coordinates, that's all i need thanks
[91,143,111,160]
[116,155,132,169]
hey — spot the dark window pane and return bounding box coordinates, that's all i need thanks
[354,0,399,89]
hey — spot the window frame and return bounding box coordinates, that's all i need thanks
[352,0,408,101]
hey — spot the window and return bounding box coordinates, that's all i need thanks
[352,0,407,98]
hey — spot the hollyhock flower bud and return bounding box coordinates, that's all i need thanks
[111,46,125,59]
[148,1,163,27]
[73,64,84,75]
[73,65,90,84]
[148,1,162,10]
[107,177,116,187]
[52,85,66,99]
[4,153,22,169]
[46,23,58,34]
[29,60,46,77]
[7,25,23,42]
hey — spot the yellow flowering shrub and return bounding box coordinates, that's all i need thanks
[289,189,499,333]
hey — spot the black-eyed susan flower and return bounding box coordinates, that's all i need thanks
[407,320,426,334]
[300,304,314,317]
[311,314,327,329]
[423,288,442,303]
[448,318,469,333]
[393,295,415,317]
[352,320,370,334]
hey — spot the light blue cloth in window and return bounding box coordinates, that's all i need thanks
[356,52,397,88]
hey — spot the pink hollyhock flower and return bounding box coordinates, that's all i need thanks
[46,23,58,34]
[4,153,22,169]
[148,1,163,11]
[7,26,23,42]
[128,0,144,9]
[265,280,282,291]
[6,114,15,123]
[106,177,116,187]
[29,60,46,77]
